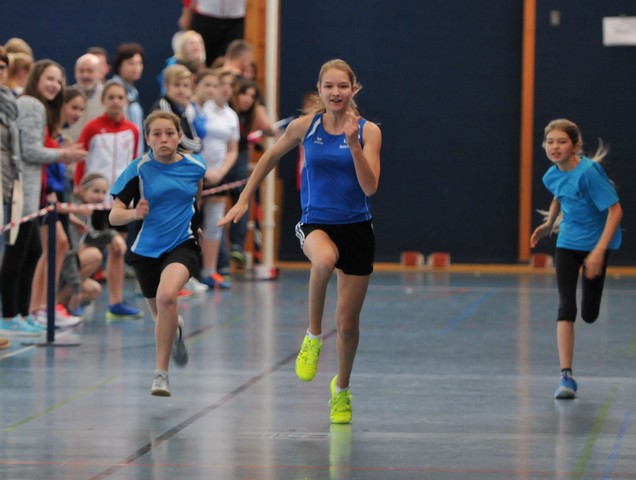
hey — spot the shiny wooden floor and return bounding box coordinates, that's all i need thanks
[1,268,635,479]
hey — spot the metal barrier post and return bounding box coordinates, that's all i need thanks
[23,202,81,347]
[46,201,57,342]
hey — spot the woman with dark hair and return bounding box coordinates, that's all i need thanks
[1,59,86,332]
[111,42,145,157]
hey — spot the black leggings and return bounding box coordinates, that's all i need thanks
[1,219,42,317]
[555,247,609,323]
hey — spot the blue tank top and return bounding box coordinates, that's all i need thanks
[300,114,372,224]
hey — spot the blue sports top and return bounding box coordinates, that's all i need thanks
[111,151,206,258]
[300,114,372,224]
[543,156,621,251]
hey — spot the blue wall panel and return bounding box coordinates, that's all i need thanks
[533,2,636,265]
[278,1,524,263]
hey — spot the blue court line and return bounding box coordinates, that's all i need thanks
[601,410,632,480]
[626,334,636,357]
[436,289,497,336]
[572,386,617,480]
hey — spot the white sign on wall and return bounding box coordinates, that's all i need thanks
[603,17,636,46]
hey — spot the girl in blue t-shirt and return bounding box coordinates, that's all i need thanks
[530,118,623,400]
[109,110,206,397]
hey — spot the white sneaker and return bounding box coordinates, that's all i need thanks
[54,305,82,329]
[186,277,209,293]
[34,307,82,329]
[151,370,171,396]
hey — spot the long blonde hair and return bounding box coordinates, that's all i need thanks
[308,59,361,116]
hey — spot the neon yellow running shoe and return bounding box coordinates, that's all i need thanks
[329,375,352,424]
[295,335,322,381]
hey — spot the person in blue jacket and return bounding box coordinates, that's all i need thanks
[109,110,206,397]
[531,118,623,400]
[219,59,382,424]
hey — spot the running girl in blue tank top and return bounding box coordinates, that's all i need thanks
[530,118,623,400]
[219,59,382,424]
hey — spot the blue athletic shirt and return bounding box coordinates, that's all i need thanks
[110,151,206,258]
[543,156,621,251]
[300,114,372,224]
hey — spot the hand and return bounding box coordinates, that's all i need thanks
[530,223,551,248]
[76,221,89,234]
[135,199,149,220]
[178,7,192,30]
[343,111,361,147]
[217,201,248,226]
[67,293,80,312]
[584,248,604,279]
[204,169,224,186]
[62,143,88,163]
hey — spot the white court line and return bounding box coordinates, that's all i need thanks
[0,330,73,359]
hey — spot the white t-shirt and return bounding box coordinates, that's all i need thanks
[193,0,245,18]
[201,100,239,171]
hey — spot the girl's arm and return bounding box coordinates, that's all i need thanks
[344,112,382,196]
[109,197,149,226]
[254,104,282,140]
[17,97,60,166]
[530,196,561,247]
[217,115,311,226]
[584,201,623,278]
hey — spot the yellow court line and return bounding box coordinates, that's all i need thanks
[4,375,117,432]
[572,386,617,479]
[626,335,636,358]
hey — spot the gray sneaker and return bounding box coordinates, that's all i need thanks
[171,315,188,367]
[151,370,170,397]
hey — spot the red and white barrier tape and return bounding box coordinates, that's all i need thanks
[0,202,113,234]
[1,179,250,233]
[0,205,53,233]
[246,116,294,143]
[201,178,247,197]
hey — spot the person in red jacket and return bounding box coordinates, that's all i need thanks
[76,80,142,319]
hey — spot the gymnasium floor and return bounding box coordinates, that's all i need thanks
[1,267,635,480]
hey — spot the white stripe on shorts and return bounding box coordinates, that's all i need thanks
[295,222,305,248]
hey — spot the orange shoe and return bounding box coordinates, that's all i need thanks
[178,289,192,299]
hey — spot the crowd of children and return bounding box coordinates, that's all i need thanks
[0,34,280,345]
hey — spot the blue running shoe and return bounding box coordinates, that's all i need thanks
[23,314,46,332]
[106,302,143,320]
[555,372,578,399]
[200,272,231,290]
[0,315,45,337]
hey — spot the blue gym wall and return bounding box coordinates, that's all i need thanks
[532,1,636,266]
[278,1,523,263]
[3,2,634,264]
